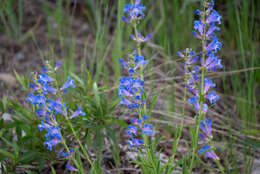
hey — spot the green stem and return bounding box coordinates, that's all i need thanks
[49,115,82,173]
[60,134,83,173]
[172,71,187,159]
[189,1,207,171]
[215,159,225,174]
[52,73,93,168]
[64,116,93,166]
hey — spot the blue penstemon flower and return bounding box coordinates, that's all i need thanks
[26,61,85,171]
[122,0,146,23]
[178,0,223,162]
[119,0,154,149]
[125,115,153,148]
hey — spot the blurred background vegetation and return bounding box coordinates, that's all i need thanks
[0,0,259,173]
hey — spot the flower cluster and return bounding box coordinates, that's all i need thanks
[26,61,85,171]
[119,0,154,148]
[118,51,147,109]
[178,0,222,160]
[122,0,146,23]
[125,115,153,148]
[199,119,218,160]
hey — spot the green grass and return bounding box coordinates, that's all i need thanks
[0,0,259,173]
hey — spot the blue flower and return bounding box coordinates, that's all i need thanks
[41,82,57,94]
[130,31,152,43]
[181,0,222,162]
[122,0,146,23]
[205,36,222,53]
[206,23,220,38]
[126,137,144,148]
[54,61,61,72]
[66,163,77,171]
[26,93,46,106]
[125,115,153,148]
[38,73,54,83]
[142,123,153,136]
[199,119,213,140]
[36,108,49,117]
[125,125,138,136]
[38,120,62,150]
[194,20,205,36]
[204,78,216,94]
[69,106,86,119]
[198,145,219,160]
[206,91,219,104]
[188,96,208,114]
[195,9,201,15]
[59,148,74,158]
[61,76,76,90]
[206,10,222,24]
[204,52,223,71]
[118,76,145,109]
[46,98,66,115]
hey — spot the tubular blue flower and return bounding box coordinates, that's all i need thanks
[204,52,223,71]
[54,61,61,72]
[195,9,201,15]
[205,36,222,53]
[41,82,57,94]
[206,10,222,24]
[198,145,219,160]
[46,98,66,115]
[142,115,148,120]
[125,115,153,148]
[59,148,74,158]
[26,93,46,106]
[120,0,154,149]
[206,90,219,104]
[125,125,138,136]
[119,51,148,74]
[177,51,184,58]
[200,119,213,139]
[179,0,222,162]
[38,120,62,150]
[118,76,145,109]
[66,163,77,171]
[142,123,153,136]
[206,23,220,38]
[126,137,144,148]
[122,0,146,23]
[194,20,205,36]
[192,31,202,39]
[69,106,86,119]
[61,76,76,90]
[135,54,148,69]
[130,32,152,43]
[204,78,216,94]
[36,108,50,117]
[188,96,208,114]
[38,73,54,83]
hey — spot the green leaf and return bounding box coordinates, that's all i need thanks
[50,166,56,174]
[86,69,93,87]
[107,97,121,115]
[93,83,100,105]
[148,89,162,115]
[13,140,19,157]
[106,119,128,128]
[70,72,84,86]
[0,149,16,159]
[13,70,27,90]
[19,151,38,163]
